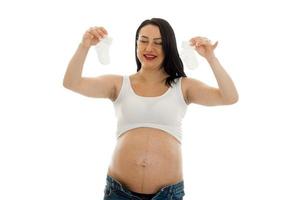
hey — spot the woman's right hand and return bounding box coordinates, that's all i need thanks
[81,26,108,48]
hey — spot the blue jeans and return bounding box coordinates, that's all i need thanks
[103,175,185,200]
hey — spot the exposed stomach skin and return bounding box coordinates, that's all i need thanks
[107,127,183,194]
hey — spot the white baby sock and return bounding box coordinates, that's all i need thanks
[95,36,113,65]
[180,41,199,70]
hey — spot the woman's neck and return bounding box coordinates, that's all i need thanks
[135,68,168,84]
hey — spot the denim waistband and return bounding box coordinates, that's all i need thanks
[106,174,184,196]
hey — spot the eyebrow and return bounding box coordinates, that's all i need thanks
[140,35,162,40]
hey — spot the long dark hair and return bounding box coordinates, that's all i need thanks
[135,18,187,87]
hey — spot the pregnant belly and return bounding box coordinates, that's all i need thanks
[107,127,183,194]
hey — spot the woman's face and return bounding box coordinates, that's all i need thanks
[136,24,164,69]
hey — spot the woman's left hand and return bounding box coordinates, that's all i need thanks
[189,36,218,60]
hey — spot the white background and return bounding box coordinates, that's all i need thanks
[0,0,299,199]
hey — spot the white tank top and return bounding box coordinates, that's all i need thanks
[112,75,188,143]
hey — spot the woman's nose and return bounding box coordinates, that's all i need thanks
[145,42,154,51]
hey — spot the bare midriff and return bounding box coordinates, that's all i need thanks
[107,127,183,194]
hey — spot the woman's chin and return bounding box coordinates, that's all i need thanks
[141,61,163,69]
[141,63,156,68]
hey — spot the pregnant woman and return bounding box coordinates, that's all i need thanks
[63,18,239,200]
